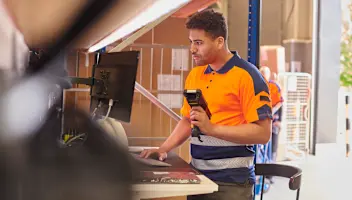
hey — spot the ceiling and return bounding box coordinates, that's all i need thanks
[172,0,218,18]
[5,0,218,50]
[6,0,159,49]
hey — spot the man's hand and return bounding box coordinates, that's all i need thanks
[139,148,167,161]
[190,106,214,135]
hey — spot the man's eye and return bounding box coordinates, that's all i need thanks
[195,41,202,45]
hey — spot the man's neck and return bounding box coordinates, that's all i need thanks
[209,50,233,71]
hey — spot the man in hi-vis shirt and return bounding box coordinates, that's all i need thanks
[260,66,284,163]
[141,9,272,200]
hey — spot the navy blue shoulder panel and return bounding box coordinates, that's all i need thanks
[232,54,269,95]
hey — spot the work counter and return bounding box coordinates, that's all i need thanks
[129,146,218,200]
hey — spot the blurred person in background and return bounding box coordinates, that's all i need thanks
[260,66,283,164]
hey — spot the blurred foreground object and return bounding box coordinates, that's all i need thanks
[3,0,191,49]
[0,0,195,199]
[0,0,29,91]
[0,0,138,199]
[24,107,135,200]
[97,117,129,148]
[0,72,137,200]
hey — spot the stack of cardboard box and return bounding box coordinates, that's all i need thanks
[260,45,286,79]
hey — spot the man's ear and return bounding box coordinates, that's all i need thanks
[216,37,225,49]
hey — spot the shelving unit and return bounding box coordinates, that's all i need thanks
[246,0,266,198]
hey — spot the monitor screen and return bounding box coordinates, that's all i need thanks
[90,51,139,123]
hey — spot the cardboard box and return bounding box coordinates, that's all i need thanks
[283,39,312,74]
[260,45,286,79]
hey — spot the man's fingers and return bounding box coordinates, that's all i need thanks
[145,152,152,158]
[159,154,166,161]
[191,120,200,127]
[139,150,147,158]
[159,153,167,161]
[190,110,198,117]
[190,114,195,121]
[140,150,167,160]
[140,150,152,158]
[190,114,200,121]
[191,106,204,112]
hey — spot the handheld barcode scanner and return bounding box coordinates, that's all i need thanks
[183,89,211,142]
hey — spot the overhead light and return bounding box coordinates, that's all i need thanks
[88,0,190,52]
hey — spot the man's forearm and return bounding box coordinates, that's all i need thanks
[159,117,191,152]
[208,120,271,144]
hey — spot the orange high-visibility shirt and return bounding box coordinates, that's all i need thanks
[180,52,272,126]
[268,80,284,107]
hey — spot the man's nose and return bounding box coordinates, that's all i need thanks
[190,45,197,54]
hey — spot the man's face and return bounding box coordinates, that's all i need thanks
[189,29,220,66]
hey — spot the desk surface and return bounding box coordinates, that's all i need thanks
[130,146,218,200]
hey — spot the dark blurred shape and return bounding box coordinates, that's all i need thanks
[28,49,45,73]
[0,0,142,199]
[21,106,137,200]
[28,49,72,89]
[28,0,117,75]
[28,50,40,69]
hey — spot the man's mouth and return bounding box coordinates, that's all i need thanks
[192,55,200,60]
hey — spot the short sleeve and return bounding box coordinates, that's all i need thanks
[277,85,284,103]
[180,72,193,118]
[240,73,273,123]
[270,82,284,106]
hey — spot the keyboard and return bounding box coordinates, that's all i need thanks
[130,153,172,167]
[138,171,201,184]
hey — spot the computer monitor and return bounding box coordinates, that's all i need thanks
[90,51,139,123]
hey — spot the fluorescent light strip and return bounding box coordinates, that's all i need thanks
[88,0,190,52]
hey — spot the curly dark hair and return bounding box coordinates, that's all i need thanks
[186,9,227,40]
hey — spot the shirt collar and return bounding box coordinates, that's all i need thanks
[204,51,240,74]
